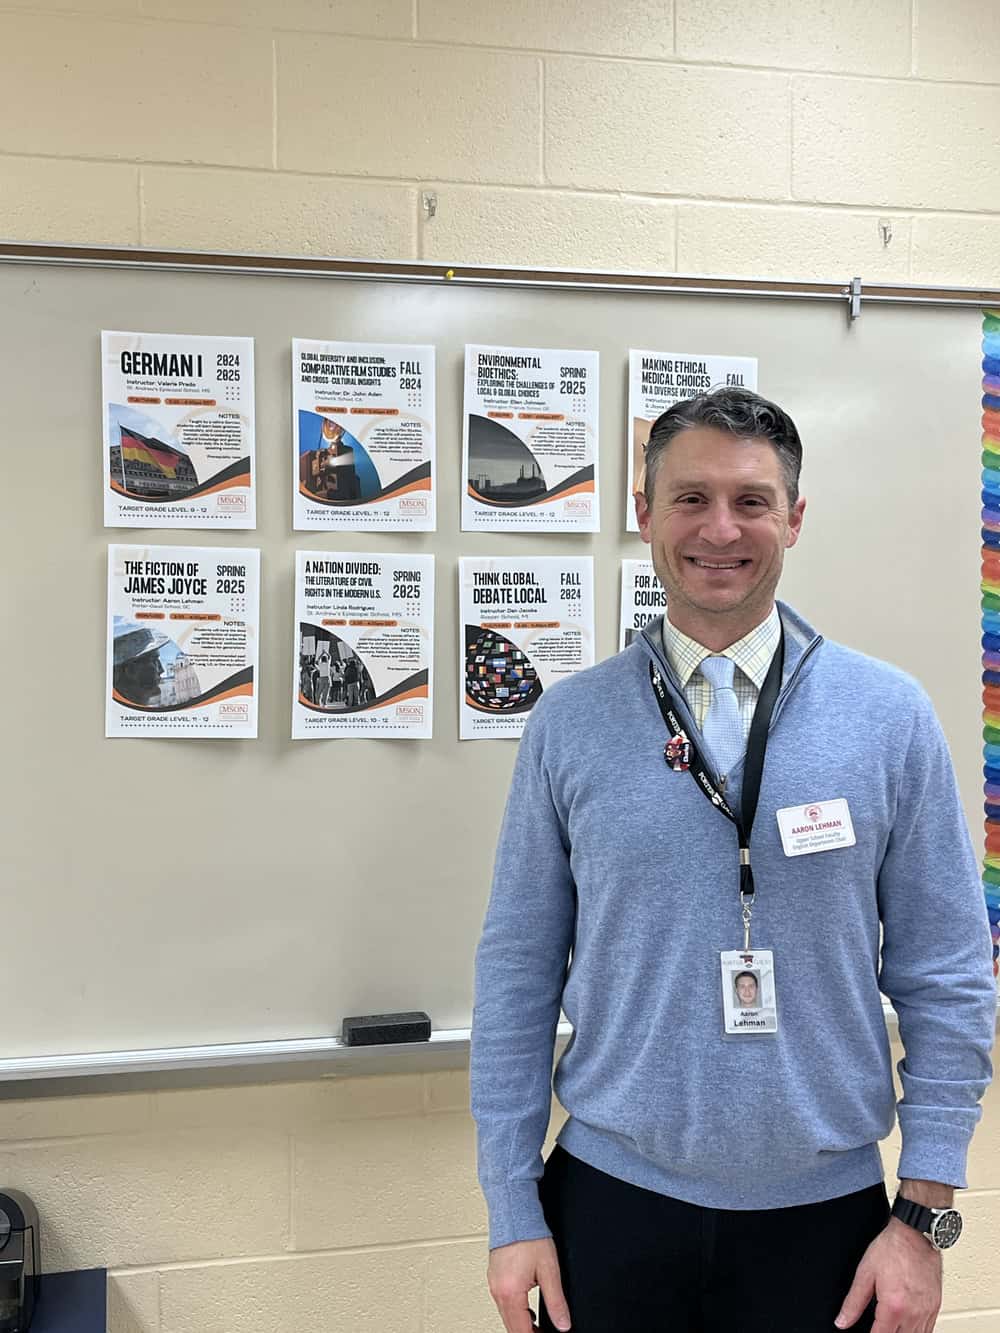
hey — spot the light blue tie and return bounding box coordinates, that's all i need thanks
[700,655,744,779]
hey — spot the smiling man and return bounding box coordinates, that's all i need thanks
[471,388,995,1333]
[735,971,759,1009]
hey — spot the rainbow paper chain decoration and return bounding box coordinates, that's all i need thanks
[981,309,1000,975]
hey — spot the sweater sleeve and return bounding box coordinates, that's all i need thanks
[470,705,577,1249]
[877,693,996,1189]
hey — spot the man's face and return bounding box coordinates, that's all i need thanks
[136,652,163,688]
[635,426,805,642]
[736,975,759,1008]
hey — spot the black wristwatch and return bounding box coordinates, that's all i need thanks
[890,1195,963,1251]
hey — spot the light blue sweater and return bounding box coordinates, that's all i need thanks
[471,604,996,1250]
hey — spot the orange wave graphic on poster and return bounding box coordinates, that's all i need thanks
[110,471,248,499]
[191,473,249,498]
[112,680,253,711]
[207,681,254,704]
[297,476,431,504]
[367,683,430,710]
[297,683,428,711]
[466,477,595,506]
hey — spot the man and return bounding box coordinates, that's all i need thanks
[112,617,169,707]
[343,655,361,707]
[735,970,759,1009]
[315,649,333,706]
[471,388,995,1333]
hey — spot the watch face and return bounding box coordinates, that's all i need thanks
[930,1209,963,1250]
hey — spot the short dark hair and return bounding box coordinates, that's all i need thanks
[643,387,802,506]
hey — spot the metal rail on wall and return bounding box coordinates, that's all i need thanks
[2,242,1000,315]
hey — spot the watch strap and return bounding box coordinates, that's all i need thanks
[891,1195,935,1237]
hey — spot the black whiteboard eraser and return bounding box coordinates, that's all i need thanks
[341,1012,432,1046]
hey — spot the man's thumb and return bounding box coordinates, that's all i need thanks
[835,1269,873,1329]
[538,1260,571,1331]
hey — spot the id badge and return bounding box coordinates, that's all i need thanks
[720,949,778,1035]
[776,799,855,857]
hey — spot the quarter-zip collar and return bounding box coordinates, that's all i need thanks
[638,601,824,783]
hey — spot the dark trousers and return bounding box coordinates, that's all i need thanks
[537,1147,889,1333]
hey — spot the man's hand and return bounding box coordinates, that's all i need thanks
[487,1238,571,1332]
[835,1221,942,1332]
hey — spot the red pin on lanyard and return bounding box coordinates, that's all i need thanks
[664,730,691,772]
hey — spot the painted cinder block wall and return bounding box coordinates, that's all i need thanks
[2,0,999,282]
[0,2,997,1329]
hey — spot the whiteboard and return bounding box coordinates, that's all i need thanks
[0,257,983,1060]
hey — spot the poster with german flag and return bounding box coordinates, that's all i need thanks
[461,345,600,532]
[106,544,260,738]
[102,331,255,529]
[459,556,594,740]
[292,551,434,739]
[293,339,435,531]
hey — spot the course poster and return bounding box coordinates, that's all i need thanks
[293,339,435,531]
[293,552,434,739]
[626,350,757,531]
[103,331,255,529]
[107,545,260,738]
[459,556,594,740]
[620,559,667,651]
[462,344,599,532]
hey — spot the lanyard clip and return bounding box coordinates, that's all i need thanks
[741,895,754,951]
[740,847,754,949]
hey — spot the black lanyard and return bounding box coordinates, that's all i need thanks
[648,630,784,909]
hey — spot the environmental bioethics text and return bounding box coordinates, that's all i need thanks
[476,351,554,398]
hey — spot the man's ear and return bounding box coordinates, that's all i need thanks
[635,490,652,545]
[785,496,806,548]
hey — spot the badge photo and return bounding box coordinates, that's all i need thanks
[720,949,778,1035]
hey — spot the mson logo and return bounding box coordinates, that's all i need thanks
[564,497,591,516]
[396,703,424,721]
[805,804,821,821]
[219,700,249,719]
[399,497,428,516]
[217,493,247,512]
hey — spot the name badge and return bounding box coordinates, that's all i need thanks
[720,949,778,1035]
[776,798,856,857]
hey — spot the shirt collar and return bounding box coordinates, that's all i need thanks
[661,605,781,690]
